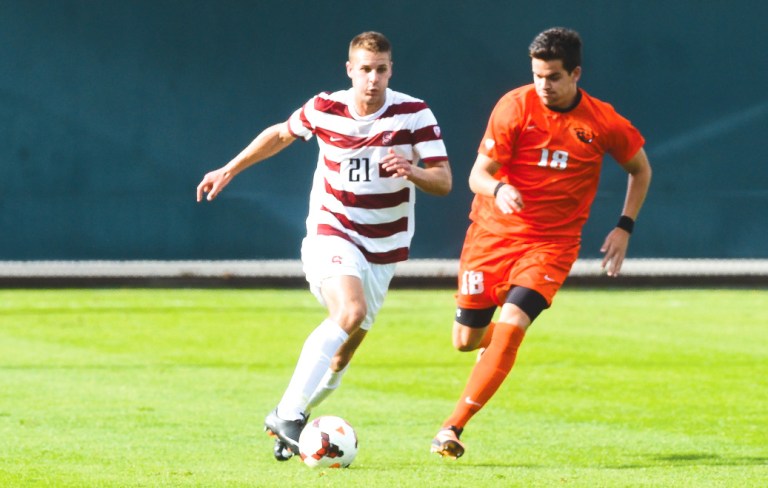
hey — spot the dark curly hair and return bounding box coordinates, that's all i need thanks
[528,27,582,73]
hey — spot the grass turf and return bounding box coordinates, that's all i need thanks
[0,288,766,487]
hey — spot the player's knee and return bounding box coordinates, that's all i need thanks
[453,307,495,352]
[334,302,367,331]
[452,326,482,352]
[453,337,480,352]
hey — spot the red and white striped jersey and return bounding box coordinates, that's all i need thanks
[287,88,448,264]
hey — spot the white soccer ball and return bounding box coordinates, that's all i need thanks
[298,415,358,468]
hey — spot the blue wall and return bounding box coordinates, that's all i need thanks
[2,1,766,259]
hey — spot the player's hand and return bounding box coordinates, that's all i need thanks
[196,167,232,202]
[600,228,630,277]
[495,184,524,214]
[380,148,414,179]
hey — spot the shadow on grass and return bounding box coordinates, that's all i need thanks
[611,452,768,469]
[434,453,768,470]
[655,452,768,465]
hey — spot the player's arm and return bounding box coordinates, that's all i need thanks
[196,122,296,202]
[600,147,652,276]
[380,149,452,196]
[410,159,452,196]
[469,153,523,214]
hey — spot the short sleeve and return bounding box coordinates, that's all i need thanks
[477,93,521,164]
[411,107,448,164]
[605,112,645,164]
[287,97,316,141]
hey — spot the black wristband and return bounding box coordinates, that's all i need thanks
[616,215,635,234]
[493,181,505,197]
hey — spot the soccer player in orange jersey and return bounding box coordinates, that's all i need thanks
[431,27,652,459]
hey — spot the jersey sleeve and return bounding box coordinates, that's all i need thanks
[604,111,645,164]
[477,93,521,164]
[287,95,316,142]
[412,107,448,164]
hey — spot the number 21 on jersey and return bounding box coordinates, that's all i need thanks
[349,157,372,182]
[538,148,569,170]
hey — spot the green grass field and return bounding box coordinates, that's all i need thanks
[1,288,766,487]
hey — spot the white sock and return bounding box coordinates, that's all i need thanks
[277,319,348,420]
[306,364,349,413]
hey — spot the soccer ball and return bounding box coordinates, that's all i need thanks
[298,415,358,468]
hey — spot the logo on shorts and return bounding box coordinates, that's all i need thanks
[331,256,342,264]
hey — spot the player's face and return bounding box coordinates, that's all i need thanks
[531,58,581,110]
[347,48,392,115]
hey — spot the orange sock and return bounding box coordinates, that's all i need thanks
[444,323,525,429]
[478,321,496,349]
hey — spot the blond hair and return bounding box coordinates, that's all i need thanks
[349,31,392,59]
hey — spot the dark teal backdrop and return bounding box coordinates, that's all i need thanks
[2,1,766,259]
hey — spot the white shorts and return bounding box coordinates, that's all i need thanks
[301,235,396,330]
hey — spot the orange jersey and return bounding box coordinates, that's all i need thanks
[472,85,645,239]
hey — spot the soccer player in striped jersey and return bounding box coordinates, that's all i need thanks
[197,31,451,461]
[431,27,652,459]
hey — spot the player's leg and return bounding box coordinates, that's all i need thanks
[452,307,496,351]
[306,328,366,412]
[445,289,545,424]
[265,315,352,456]
[276,274,364,413]
[431,308,494,459]
[306,261,394,412]
[266,238,367,458]
[268,275,364,450]
[450,223,503,353]
[433,224,504,458]
[433,289,544,459]
[433,238,578,459]
[320,274,368,334]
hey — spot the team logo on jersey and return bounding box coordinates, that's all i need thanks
[433,125,442,138]
[574,128,595,144]
[331,255,342,264]
[381,131,393,145]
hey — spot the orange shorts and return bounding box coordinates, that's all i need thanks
[456,222,580,309]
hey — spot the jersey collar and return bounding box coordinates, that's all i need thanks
[546,88,583,114]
